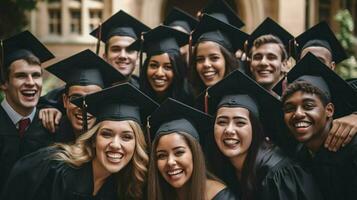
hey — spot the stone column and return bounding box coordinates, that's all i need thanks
[62,0,70,37]
[278,0,306,36]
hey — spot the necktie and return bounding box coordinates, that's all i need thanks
[18,118,30,138]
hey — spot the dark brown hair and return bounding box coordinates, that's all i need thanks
[1,55,41,84]
[249,34,288,61]
[190,41,239,96]
[147,132,207,200]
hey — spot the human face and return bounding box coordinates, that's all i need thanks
[93,120,136,176]
[103,36,138,77]
[1,60,42,116]
[250,43,286,90]
[63,85,102,135]
[195,41,226,87]
[214,107,252,162]
[283,91,333,143]
[300,46,335,70]
[146,53,174,95]
[156,133,193,189]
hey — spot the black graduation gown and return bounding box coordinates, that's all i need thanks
[0,106,54,191]
[295,137,357,200]
[54,116,76,143]
[0,147,118,200]
[213,188,237,200]
[256,146,322,200]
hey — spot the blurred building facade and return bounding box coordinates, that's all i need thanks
[27,0,357,66]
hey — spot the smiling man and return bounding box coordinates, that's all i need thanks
[0,30,55,191]
[247,18,294,93]
[281,53,357,200]
[46,49,125,142]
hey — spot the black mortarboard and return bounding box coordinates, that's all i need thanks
[163,7,198,33]
[128,25,189,57]
[46,49,125,88]
[247,17,294,55]
[90,10,150,42]
[293,21,347,64]
[192,14,249,53]
[2,30,54,68]
[274,52,357,118]
[201,0,244,28]
[207,70,284,137]
[149,98,213,142]
[71,83,159,124]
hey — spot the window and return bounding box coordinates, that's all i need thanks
[70,10,81,34]
[49,9,61,35]
[89,9,102,31]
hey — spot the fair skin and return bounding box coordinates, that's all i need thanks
[250,43,287,91]
[63,85,102,137]
[283,91,334,153]
[214,107,252,178]
[156,133,193,193]
[92,120,136,195]
[156,133,224,200]
[103,35,138,77]
[300,47,357,151]
[196,41,226,87]
[1,60,42,116]
[147,53,174,98]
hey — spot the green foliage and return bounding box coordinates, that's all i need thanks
[0,0,38,39]
[334,9,357,79]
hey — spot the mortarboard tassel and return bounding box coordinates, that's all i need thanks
[204,89,209,114]
[95,23,102,55]
[0,40,4,83]
[82,97,88,132]
[146,116,152,148]
[139,32,144,72]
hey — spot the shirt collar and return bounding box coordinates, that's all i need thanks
[1,97,36,125]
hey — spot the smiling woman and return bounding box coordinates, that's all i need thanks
[0,83,158,200]
[147,98,236,200]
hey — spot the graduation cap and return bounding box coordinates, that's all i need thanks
[247,17,294,55]
[163,7,198,33]
[346,78,357,92]
[90,10,150,42]
[71,83,159,125]
[200,0,244,28]
[149,98,213,143]
[128,25,189,57]
[2,30,54,69]
[192,14,249,53]
[46,49,125,88]
[293,21,347,64]
[206,69,285,138]
[274,52,357,118]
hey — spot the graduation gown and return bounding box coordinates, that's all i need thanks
[54,116,76,143]
[1,147,118,200]
[0,106,54,191]
[213,188,237,200]
[256,146,322,200]
[295,137,357,200]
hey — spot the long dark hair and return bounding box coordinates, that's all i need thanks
[147,132,207,200]
[190,41,239,96]
[140,51,194,105]
[207,108,270,200]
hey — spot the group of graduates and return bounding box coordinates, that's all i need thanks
[1,0,357,199]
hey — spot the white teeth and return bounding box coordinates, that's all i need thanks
[223,138,240,145]
[153,79,166,85]
[107,152,123,159]
[258,70,271,75]
[168,169,183,176]
[22,90,36,95]
[203,71,216,77]
[294,122,311,128]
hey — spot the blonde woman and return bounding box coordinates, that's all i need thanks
[1,83,158,200]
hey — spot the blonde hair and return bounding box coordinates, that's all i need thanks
[52,120,149,200]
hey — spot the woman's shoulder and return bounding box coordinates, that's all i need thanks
[206,179,238,200]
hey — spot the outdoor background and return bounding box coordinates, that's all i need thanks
[1,0,356,100]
